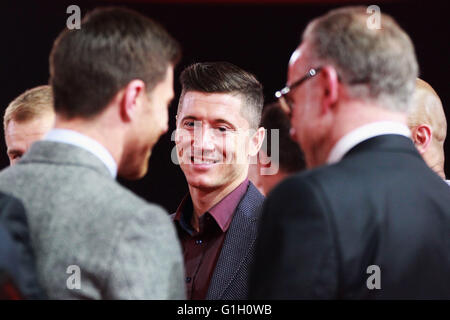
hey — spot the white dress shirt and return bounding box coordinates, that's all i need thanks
[45,128,117,178]
[326,121,412,165]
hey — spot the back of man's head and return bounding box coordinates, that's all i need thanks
[407,78,446,178]
[178,61,264,129]
[50,7,181,119]
[260,102,305,174]
[250,102,305,195]
[4,85,54,165]
[303,6,418,112]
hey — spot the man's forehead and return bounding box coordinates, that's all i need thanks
[287,45,308,83]
[289,47,303,67]
[181,91,242,107]
[178,91,251,128]
[6,118,53,137]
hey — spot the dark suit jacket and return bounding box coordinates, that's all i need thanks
[249,135,450,299]
[206,182,264,300]
[0,192,45,299]
[173,182,265,300]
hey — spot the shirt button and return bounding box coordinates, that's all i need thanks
[185,277,192,283]
[196,239,203,244]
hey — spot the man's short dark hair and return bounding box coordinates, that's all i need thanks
[261,102,305,173]
[50,7,181,119]
[178,62,263,129]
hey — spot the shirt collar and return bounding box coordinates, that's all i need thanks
[327,121,412,165]
[175,178,249,234]
[209,178,249,231]
[44,128,117,178]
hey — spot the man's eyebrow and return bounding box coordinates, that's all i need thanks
[180,116,198,122]
[179,116,237,129]
[213,119,236,129]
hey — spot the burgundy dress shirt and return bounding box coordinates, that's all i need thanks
[174,179,249,300]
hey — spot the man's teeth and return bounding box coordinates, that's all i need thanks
[191,157,217,164]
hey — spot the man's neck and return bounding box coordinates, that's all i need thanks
[188,174,247,232]
[54,116,124,167]
[431,164,446,180]
[309,102,408,168]
[424,149,446,180]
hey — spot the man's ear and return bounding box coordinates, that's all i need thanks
[120,79,146,122]
[319,65,339,114]
[249,127,266,157]
[411,124,432,154]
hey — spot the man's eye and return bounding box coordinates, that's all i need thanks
[216,126,228,132]
[184,121,195,128]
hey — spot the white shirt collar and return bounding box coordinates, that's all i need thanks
[44,128,117,178]
[326,121,412,165]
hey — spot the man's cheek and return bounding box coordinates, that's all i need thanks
[176,137,192,161]
[219,137,234,164]
[225,146,240,164]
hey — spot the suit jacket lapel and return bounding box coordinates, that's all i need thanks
[206,183,263,300]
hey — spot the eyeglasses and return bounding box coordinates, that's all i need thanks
[275,67,322,114]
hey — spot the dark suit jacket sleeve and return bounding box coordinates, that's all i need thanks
[0,193,46,299]
[249,176,338,299]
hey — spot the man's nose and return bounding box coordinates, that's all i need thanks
[193,126,215,152]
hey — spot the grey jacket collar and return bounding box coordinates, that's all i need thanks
[19,141,112,178]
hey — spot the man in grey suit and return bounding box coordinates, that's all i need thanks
[0,7,185,299]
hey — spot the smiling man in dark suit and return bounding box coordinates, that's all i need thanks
[173,62,266,300]
[249,6,450,299]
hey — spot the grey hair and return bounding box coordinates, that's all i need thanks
[303,6,418,112]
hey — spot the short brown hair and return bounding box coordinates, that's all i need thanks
[178,62,264,129]
[303,6,418,112]
[260,102,305,173]
[50,7,181,119]
[4,85,53,129]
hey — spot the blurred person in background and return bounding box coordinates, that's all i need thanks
[4,85,54,165]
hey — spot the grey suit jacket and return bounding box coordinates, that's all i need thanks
[0,141,185,299]
[206,182,264,300]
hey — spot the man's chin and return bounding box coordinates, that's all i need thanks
[119,170,145,181]
[118,161,148,181]
[186,176,220,191]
